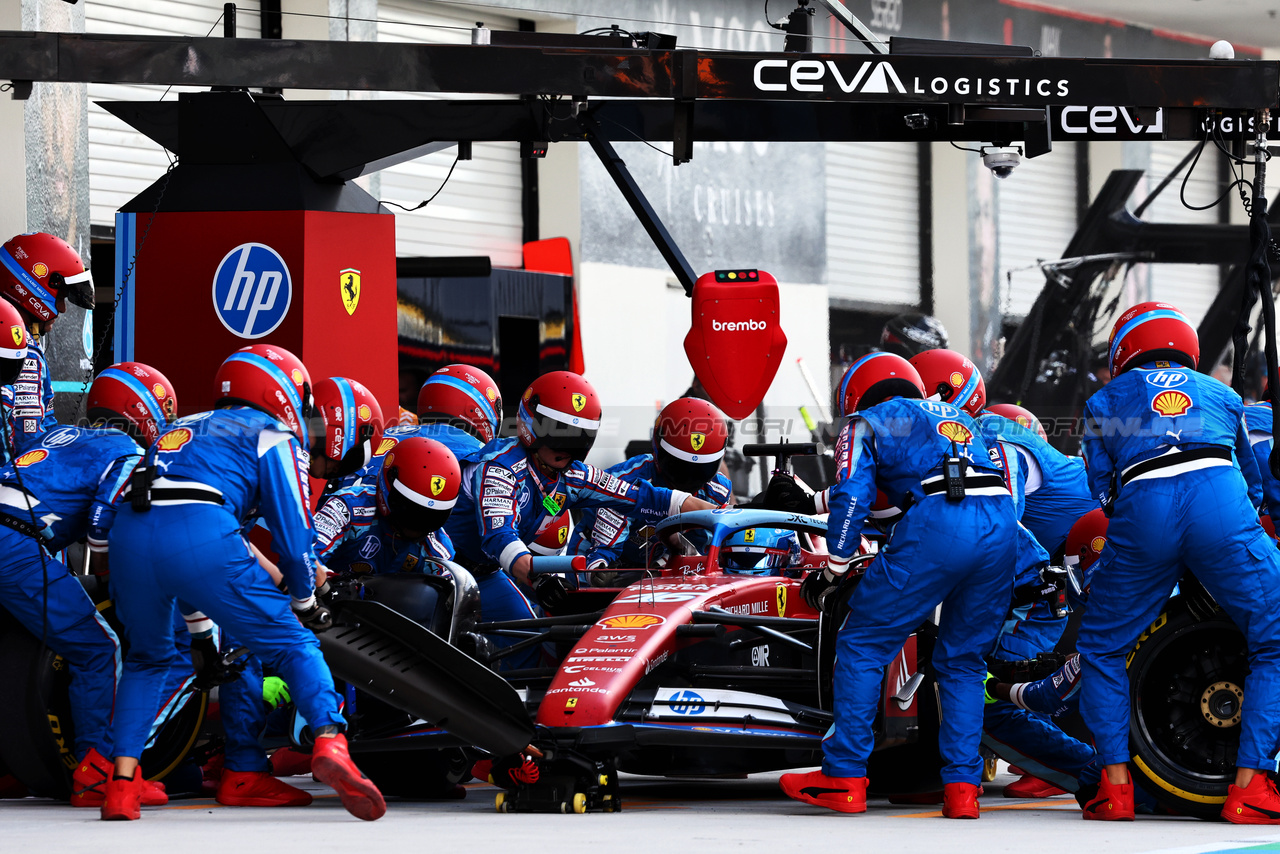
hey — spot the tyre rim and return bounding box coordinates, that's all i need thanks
[1133,622,1247,783]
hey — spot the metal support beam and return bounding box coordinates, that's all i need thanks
[812,0,889,55]
[580,115,696,295]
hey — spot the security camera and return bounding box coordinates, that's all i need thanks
[982,146,1021,180]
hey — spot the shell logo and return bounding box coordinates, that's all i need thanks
[1152,390,1193,418]
[1090,536,1107,554]
[523,388,533,402]
[14,449,47,467]
[936,421,973,444]
[375,437,398,456]
[949,371,965,387]
[31,262,48,278]
[152,383,167,400]
[486,387,497,402]
[9,326,22,347]
[291,368,304,385]
[600,614,664,630]
[157,428,193,452]
[1015,415,1032,428]
[357,404,371,422]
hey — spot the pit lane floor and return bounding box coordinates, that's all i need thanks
[4,765,1279,854]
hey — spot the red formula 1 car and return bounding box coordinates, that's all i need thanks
[489,507,942,813]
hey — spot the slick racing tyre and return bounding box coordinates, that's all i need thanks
[1126,605,1246,819]
[0,599,206,799]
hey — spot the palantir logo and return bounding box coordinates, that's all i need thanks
[212,243,292,339]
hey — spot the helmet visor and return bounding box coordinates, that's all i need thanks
[656,454,721,492]
[53,270,94,311]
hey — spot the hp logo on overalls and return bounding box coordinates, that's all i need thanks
[212,243,293,339]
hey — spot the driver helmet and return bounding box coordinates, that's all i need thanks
[720,527,800,576]
[909,348,986,417]
[1108,301,1199,376]
[376,437,461,539]
[880,313,949,359]
[652,397,729,492]
[0,232,94,325]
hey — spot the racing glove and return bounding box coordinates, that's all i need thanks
[262,676,292,709]
[531,574,572,612]
[801,555,850,612]
[292,597,333,633]
[983,672,1000,705]
[763,474,818,515]
[190,636,250,691]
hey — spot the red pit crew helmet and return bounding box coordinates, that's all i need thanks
[1108,301,1199,376]
[986,402,1048,442]
[311,377,385,479]
[376,437,461,539]
[0,232,94,324]
[529,512,571,556]
[909,348,986,416]
[517,371,601,463]
[1064,508,1109,574]
[87,362,178,446]
[836,352,925,416]
[214,344,313,444]
[653,397,729,492]
[417,364,503,443]
[0,298,26,385]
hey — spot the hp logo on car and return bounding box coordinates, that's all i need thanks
[670,690,705,715]
[212,243,293,339]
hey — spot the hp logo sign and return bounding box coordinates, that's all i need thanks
[669,690,705,715]
[212,243,292,339]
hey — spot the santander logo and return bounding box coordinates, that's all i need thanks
[712,319,769,332]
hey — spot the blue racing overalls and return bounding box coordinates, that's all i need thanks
[570,453,732,568]
[108,408,345,763]
[822,397,1017,785]
[444,438,686,667]
[1,329,55,461]
[1078,362,1280,771]
[0,424,133,758]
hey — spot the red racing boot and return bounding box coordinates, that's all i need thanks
[217,770,313,807]
[0,773,27,799]
[100,771,145,821]
[311,732,386,821]
[942,782,981,819]
[1081,772,1135,820]
[1223,773,1280,824]
[72,750,167,807]
[1003,773,1067,799]
[779,770,868,814]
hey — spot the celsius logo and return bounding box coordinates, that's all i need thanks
[712,319,768,332]
[212,243,293,339]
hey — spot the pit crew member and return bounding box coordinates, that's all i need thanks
[779,351,1017,819]
[0,232,95,458]
[571,397,733,571]
[443,372,716,667]
[0,358,174,808]
[103,345,385,822]
[1077,301,1280,823]
[1244,399,1280,515]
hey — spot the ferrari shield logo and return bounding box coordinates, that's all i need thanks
[430,475,446,496]
[571,393,586,412]
[744,529,756,543]
[776,584,787,618]
[557,525,568,545]
[340,268,361,315]
[9,325,21,347]
[691,432,706,451]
